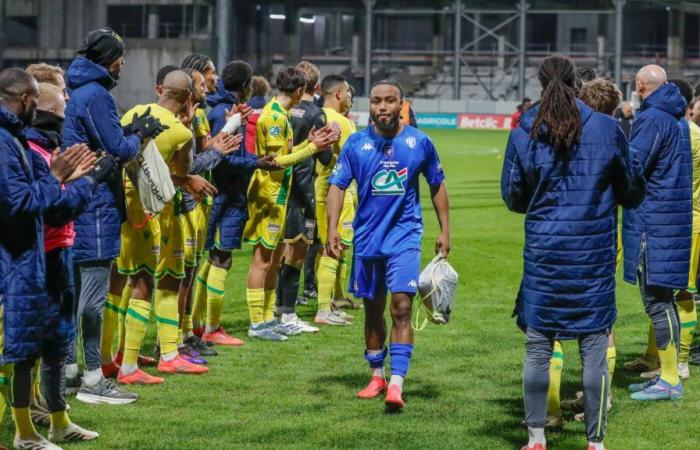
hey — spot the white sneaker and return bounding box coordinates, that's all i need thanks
[314,311,350,326]
[678,362,690,379]
[14,433,62,450]
[333,309,354,322]
[291,317,319,333]
[49,423,99,443]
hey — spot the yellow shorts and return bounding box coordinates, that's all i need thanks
[196,202,212,257]
[183,208,199,268]
[317,197,354,246]
[118,198,185,280]
[688,233,700,292]
[243,199,287,250]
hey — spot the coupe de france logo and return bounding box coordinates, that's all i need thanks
[371,168,408,195]
[406,136,416,149]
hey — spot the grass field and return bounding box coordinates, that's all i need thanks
[2,128,699,449]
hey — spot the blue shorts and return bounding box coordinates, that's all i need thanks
[350,250,420,299]
[206,205,247,252]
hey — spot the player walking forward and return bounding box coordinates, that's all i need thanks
[326,80,450,412]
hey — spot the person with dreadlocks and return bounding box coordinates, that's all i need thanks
[502,56,645,450]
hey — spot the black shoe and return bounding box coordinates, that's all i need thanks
[185,335,218,356]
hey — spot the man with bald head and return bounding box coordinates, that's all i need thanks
[115,69,209,385]
[622,64,692,401]
[616,101,635,139]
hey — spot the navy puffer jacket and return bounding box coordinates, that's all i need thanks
[0,106,61,362]
[502,100,644,338]
[622,83,692,289]
[63,56,142,262]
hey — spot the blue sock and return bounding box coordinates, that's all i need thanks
[364,347,387,368]
[390,343,414,377]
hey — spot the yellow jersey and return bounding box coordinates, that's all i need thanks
[251,97,294,204]
[121,103,193,164]
[690,121,700,232]
[192,108,211,139]
[316,107,357,201]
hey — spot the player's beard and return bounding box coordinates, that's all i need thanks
[371,111,400,135]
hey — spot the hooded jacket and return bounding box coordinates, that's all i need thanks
[622,83,692,289]
[502,100,644,337]
[0,106,61,362]
[62,56,142,262]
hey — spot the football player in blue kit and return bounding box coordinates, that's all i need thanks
[326,80,451,412]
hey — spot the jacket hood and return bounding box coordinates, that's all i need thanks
[206,79,237,108]
[66,56,116,91]
[0,105,25,136]
[519,99,594,135]
[639,83,687,119]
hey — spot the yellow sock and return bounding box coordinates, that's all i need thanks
[334,257,348,300]
[607,345,616,380]
[12,407,36,439]
[117,284,132,352]
[246,288,264,324]
[646,322,658,358]
[658,343,680,385]
[182,313,193,336]
[155,289,180,357]
[317,256,339,312]
[192,260,211,328]
[101,292,121,363]
[205,265,228,329]
[123,299,151,367]
[546,341,564,416]
[0,364,9,425]
[31,361,40,402]
[677,298,697,364]
[263,289,276,322]
[49,410,71,430]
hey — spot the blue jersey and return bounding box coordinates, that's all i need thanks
[329,125,444,258]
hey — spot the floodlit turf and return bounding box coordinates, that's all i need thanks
[2,128,699,449]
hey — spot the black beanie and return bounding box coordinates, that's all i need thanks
[78,28,125,67]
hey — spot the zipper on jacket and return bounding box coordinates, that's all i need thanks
[96,208,102,259]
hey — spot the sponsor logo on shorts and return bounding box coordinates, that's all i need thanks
[371,168,408,195]
[405,136,416,149]
[151,246,160,255]
[408,279,417,288]
[354,280,359,291]
[185,237,196,248]
[305,219,316,229]
[173,249,185,259]
[342,221,353,230]
[267,223,281,234]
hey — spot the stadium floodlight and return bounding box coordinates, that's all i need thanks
[299,16,316,24]
[269,14,286,20]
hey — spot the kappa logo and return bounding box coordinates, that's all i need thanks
[371,168,408,195]
[269,125,281,137]
[405,136,416,149]
[408,279,417,288]
[362,142,374,151]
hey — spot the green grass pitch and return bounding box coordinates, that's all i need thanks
[2,128,699,449]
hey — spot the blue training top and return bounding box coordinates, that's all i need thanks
[329,125,445,258]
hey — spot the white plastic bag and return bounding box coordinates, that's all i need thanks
[415,255,458,327]
[124,139,176,215]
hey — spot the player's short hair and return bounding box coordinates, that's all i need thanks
[369,79,404,99]
[251,76,270,97]
[156,65,180,86]
[181,54,213,73]
[575,67,599,94]
[0,67,37,97]
[579,78,622,116]
[669,78,694,105]
[25,63,64,86]
[222,60,253,93]
[295,61,320,94]
[690,96,700,110]
[275,67,306,93]
[321,74,346,98]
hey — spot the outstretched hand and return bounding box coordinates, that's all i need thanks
[51,144,96,183]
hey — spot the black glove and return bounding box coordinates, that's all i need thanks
[126,106,169,140]
[85,152,118,184]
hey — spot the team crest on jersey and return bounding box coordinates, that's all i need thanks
[371,167,408,195]
[385,145,394,158]
[362,142,374,151]
[269,125,281,136]
[405,136,416,149]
